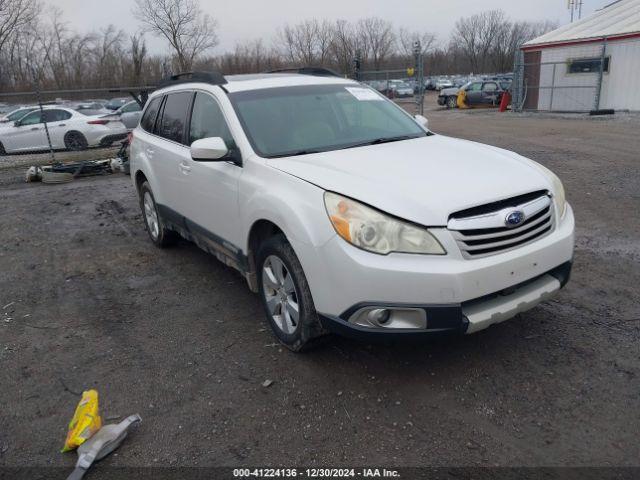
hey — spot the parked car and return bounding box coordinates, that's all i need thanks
[0,107,127,154]
[69,102,111,116]
[384,80,413,98]
[105,97,130,111]
[438,80,508,109]
[435,77,454,90]
[130,70,574,351]
[100,101,143,130]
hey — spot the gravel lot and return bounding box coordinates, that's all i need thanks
[0,105,639,475]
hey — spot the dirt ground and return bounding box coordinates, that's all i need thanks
[0,102,639,476]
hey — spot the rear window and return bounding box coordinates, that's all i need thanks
[140,97,162,133]
[157,92,192,144]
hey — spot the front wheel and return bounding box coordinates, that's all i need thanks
[446,96,457,109]
[257,235,326,352]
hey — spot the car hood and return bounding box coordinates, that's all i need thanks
[440,87,460,96]
[266,135,552,226]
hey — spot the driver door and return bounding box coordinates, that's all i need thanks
[178,91,242,251]
[5,111,46,152]
[464,82,483,106]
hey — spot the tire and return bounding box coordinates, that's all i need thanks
[446,96,457,109]
[257,234,326,352]
[64,131,88,151]
[138,181,179,248]
[0,142,5,156]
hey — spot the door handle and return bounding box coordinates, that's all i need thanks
[58,124,66,127]
[30,127,39,131]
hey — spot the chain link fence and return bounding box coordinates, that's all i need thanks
[512,40,610,113]
[0,87,150,182]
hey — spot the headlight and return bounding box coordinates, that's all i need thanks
[324,192,446,255]
[551,174,567,218]
[537,164,567,218]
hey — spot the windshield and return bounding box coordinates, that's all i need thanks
[229,84,427,158]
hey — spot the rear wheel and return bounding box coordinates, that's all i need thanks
[139,181,178,248]
[64,131,88,151]
[446,96,457,109]
[257,235,326,352]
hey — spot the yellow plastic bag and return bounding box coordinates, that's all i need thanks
[61,389,102,452]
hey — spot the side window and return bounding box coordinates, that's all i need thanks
[158,92,192,144]
[19,111,42,126]
[43,110,71,122]
[140,97,162,133]
[482,82,498,92]
[467,82,482,92]
[189,92,233,146]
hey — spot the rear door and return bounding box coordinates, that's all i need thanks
[178,91,242,250]
[481,82,500,105]
[151,91,194,222]
[42,109,73,148]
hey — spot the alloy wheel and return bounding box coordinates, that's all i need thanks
[143,192,159,240]
[262,255,300,334]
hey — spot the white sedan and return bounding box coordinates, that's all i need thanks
[0,107,127,155]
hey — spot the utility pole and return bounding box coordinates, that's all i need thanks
[413,41,424,115]
[29,62,56,165]
[568,0,583,22]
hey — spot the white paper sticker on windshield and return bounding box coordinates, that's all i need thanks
[345,87,383,101]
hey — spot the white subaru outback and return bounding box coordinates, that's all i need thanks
[131,70,574,351]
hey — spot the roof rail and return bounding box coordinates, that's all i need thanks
[265,67,342,78]
[158,71,227,88]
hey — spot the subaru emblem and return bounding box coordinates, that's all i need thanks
[505,210,526,228]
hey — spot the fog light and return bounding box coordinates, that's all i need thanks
[368,308,391,326]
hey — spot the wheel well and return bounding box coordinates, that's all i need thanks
[65,130,83,138]
[246,220,284,291]
[135,171,147,191]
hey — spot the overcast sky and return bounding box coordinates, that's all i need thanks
[46,0,613,53]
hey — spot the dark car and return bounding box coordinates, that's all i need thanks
[105,98,130,111]
[437,80,508,109]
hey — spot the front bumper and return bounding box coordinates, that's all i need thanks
[318,261,572,339]
[296,205,575,338]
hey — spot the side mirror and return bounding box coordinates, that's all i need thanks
[414,114,429,131]
[190,137,229,161]
[14,120,22,127]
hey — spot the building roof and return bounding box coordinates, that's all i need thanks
[523,0,640,49]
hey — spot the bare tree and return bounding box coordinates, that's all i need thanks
[452,10,506,73]
[133,0,218,72]
[397,28,436,59]
[0,0,39,52]
[130,34,148,84]
[357,17,395,70]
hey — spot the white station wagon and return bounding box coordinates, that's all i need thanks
[130,70,574,351]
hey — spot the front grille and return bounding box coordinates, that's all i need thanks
[448,192,555,258]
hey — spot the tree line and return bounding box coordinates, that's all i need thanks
[0,0,556,93]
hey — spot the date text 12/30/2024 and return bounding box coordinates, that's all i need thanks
[233,468,401,478]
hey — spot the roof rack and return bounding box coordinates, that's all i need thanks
[158,71,227,88]
[265,67,342,78]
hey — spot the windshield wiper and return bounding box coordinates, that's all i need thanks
[269,149,324,158]
[339,135,420,150]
